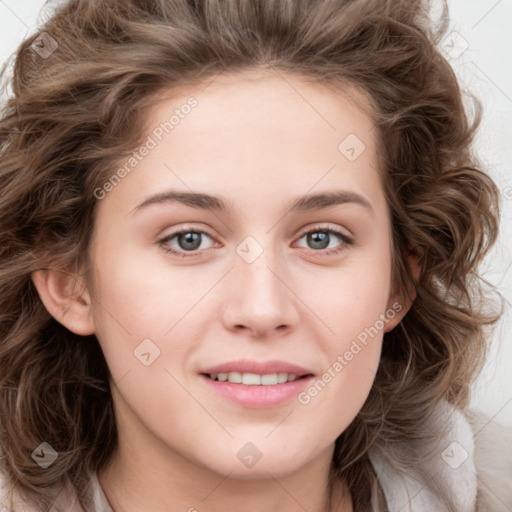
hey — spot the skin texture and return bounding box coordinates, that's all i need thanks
[32,69,417,512]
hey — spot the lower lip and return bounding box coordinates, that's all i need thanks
[200,374,314,408]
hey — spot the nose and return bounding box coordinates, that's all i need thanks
[220,244,300,340]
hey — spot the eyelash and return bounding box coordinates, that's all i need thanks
[157,225,354,259]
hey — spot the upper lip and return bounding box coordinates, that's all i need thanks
[200,359,314,377]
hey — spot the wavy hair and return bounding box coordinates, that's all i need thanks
[0,0,503,510]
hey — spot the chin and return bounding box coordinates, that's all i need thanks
[197,443,314,480]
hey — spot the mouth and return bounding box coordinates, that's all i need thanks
[203,372,311,385]
[199,360,315,408]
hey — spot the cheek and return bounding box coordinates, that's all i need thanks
[90,246,193,334]
[297,303,385,439]
[293,322,383,458]
[301,249,393,343]
[87,249,175,371]
[298,248,392,401]
[88,245,219,381]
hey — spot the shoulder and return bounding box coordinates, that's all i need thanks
[369,402,478,511]
[0,468,20,512]
[0,468,87,512]
[467,409,512,512]
[0,468,15,512]
[0,468,42,512]
[369,401,512,512]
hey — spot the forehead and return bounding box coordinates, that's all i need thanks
[147,69,378,152]
[99,69,385,219]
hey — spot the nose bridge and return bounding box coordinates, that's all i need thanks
[238,239,280,298]
[235,234,286,307]
[221,234,298,336]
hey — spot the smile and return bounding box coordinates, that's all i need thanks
[199,360,315,408]
[206,372,302,385]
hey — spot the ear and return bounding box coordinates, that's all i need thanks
[31,268,96,336]
[384,244,423,332]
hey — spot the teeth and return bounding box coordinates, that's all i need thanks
[208,372,300,385]
[242,372,261,385]
[261,373,277,385]
[277,372,288,383]
[227,371,242,383]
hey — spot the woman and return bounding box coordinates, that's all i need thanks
[0,0,511,510]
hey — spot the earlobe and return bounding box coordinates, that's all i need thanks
[31,268,96,336]
[402,244,423,304]
[408,243,423,283]
[384,244,423,333]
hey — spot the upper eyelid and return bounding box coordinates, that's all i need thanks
[161,222,349,236]
[297,223,351,237]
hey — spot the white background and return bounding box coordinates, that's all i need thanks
[1,0,511,426]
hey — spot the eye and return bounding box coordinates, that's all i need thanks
[158,228,217,258]
[295,225,353,256]
[158,224,353,259]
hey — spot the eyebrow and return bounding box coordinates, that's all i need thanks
[130,189,374,216]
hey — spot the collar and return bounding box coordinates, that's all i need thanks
[368,400,477,512]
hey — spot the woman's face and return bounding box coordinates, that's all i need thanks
[87,69,408,479]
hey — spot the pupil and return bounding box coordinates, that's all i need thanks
[308,231,329,249]
[180,232,201,250]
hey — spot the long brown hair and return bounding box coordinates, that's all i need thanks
[0,0,503,510]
